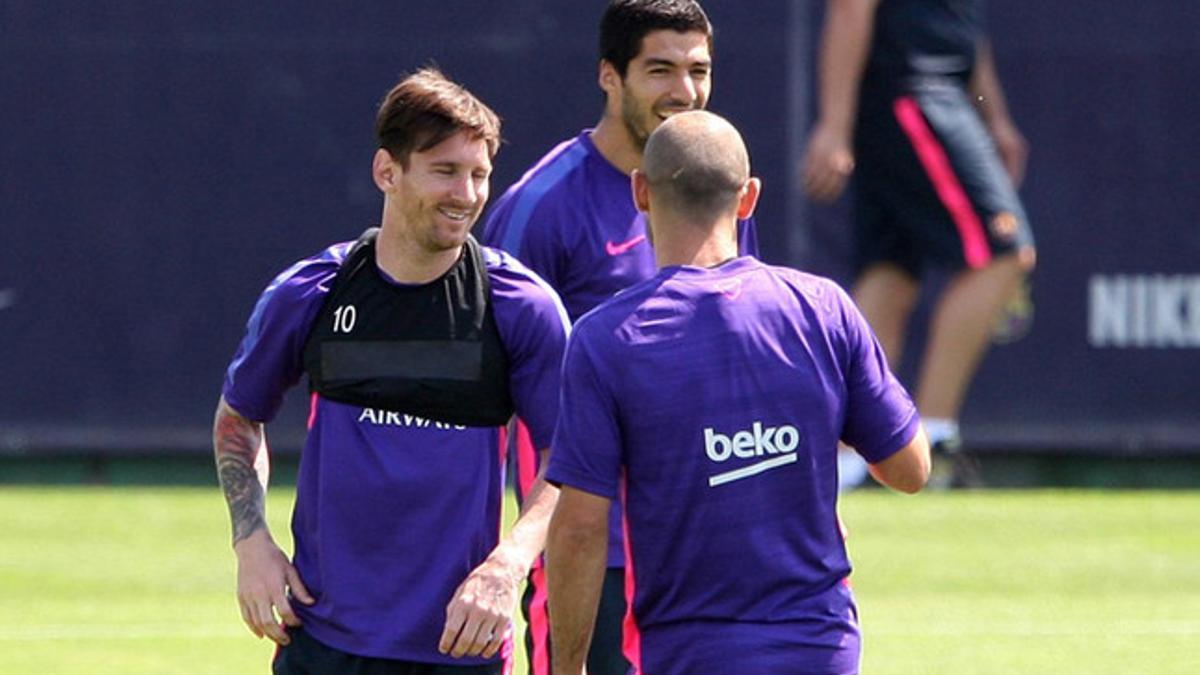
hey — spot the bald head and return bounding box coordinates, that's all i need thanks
[641,110,750,220]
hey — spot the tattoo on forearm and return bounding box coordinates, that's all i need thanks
[214,408,267,545]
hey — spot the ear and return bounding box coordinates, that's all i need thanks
[598,60,621,98]
[736,177,762,220]
[372,148,399,193]
[631,169,651,213]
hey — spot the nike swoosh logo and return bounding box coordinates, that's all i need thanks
[605,234,647,256]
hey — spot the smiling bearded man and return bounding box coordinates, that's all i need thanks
[214,68,570,675]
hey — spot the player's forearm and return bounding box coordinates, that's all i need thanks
[486,449,560,581]
[969,39,1015,130]
[815,0,880,136]
[213,397,271,546]
[868,426,931,494]
[546,487,610,675]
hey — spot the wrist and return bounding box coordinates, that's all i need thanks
[815,114,854,141]
[232,526,272,553]
[989,117,1017,136]
[486,546,530,584]
[977,100,1011,130]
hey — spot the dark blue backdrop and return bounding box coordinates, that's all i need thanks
[2,2,1197,455]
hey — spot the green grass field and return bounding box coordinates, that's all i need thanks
[1,487,1196,674]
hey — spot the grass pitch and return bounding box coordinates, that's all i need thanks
[0,487,1195,674]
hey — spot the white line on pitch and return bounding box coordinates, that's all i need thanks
[874,621,1200,637]
[0,625,245,640]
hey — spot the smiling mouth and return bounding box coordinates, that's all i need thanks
[437,206,472,222]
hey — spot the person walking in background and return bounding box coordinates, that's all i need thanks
[802,0,1036,487]
[480,2,757,672]
[214,68,569,674]
[545,110,929,674]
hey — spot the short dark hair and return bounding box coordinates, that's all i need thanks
[599,0,712,77]
[375,67,501,167]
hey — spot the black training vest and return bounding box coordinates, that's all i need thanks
[302,228,514,427]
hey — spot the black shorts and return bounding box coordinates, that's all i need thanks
[521,566,629,675]
[853,79,1034,277]
[272,626,503,675]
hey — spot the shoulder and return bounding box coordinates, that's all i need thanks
[759,263,853,309]
[483,135,596,246]
[254,240,351,312]
[720,262,860,341]
[499,135,594,207]
[569,274,658,344]
[560,294,633,378]
[756,265,867,352]
[484,247,570,328]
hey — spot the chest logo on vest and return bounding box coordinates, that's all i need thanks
[605,234,647,256]
[358,408,468,431]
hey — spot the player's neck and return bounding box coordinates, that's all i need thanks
[374,219,462,285]
[590,117,642,176]
[653,222,739,269]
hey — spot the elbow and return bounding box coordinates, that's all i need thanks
[546,517,606,573]
[548,510,607,549]
[866,437,931,494]
[894,446,933,494]
[546,488,611,559]
[829,0,882,19]
[910,451,934,493]
[892,470,928,495]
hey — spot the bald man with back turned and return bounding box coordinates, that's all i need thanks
[544,111,930,675]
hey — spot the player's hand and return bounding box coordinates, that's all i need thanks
[802,123,856,203]
[989,119,1028,187]
[438,555,522,659]
[233,529,314,645]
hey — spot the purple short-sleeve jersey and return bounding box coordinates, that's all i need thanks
[481,130,759,567]
[221,240,569,665]
[546,257,919,673]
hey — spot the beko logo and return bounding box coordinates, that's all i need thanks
[704,422,800,461]
[703,422,801,487]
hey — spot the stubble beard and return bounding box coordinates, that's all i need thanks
[400,200,474,257]
[621,96,705,152]
[621,94,652,152]
[423,217,472,254]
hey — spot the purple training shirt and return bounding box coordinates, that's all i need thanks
[481,129,759,568]
[547,256,920,674]
[222,240,569,665]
